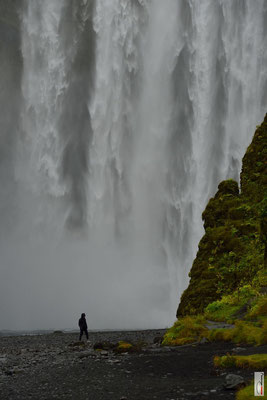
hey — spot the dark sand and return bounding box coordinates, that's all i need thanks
[0,330,265,400]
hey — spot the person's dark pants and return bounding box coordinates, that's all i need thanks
[79,329,88,341]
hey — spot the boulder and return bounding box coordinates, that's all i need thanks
[224,374,245,390]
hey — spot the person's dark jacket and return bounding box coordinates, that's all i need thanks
[78,314,87,330]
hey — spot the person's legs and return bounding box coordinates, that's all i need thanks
[85,329,88,340]
[79,329,83,341]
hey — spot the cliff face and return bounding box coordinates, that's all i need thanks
[177,114,267,317]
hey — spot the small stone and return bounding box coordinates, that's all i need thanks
[153,336,163,344]
[108,358,121,364]
[232,347,246,353]
[78,352,91,359]
[0,356,7,363]
[13,368,24,374]
[5,370,13,376]
[68,342,85,347]
[224,374,245,390]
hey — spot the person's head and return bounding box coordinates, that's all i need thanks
[81,313,86,318]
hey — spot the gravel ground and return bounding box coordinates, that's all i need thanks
[0,330,265,400]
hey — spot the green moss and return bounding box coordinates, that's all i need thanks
[205,302,241,322]
[214,354,267,369]
[214,354,236,368]
[205,292,267,345]
[162,315,208,346]
[255,269,267,288]
[167,294,267,347]
[116,341,133,351]
[208,319,267,346]
[246,295,267,320]
[236,377,266,400]
[204,285,259,322]
[202,183,240,230]
[177,115,267,318]
[241,114,267,203]
[114,340,147,353]
[228,203,254,220]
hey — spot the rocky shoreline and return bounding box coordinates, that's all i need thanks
[1,330,265,399]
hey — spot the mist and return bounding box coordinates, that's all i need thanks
[0,232,174,330]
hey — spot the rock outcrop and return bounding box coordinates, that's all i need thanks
[177,114,267,317]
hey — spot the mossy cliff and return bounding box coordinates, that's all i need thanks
[177,114,267,317]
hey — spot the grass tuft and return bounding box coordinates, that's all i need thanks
[246,296,267,320]
[214,354,267,369]
[236,377,266,400]
[204,285,259,322]
[162,315,208,346]
[208,320,267,346]
[116,341,133,352]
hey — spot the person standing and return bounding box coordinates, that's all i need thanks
[78,313,88,341]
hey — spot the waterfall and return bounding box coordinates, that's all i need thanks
[0,0,266,330]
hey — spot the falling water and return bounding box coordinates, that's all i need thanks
[0,0,266,330]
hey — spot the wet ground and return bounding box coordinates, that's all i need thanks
[0,330,265,400]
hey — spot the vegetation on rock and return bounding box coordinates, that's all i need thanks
[116,341,133,352]
[213,353,267,369]
[236,376,266,400]
[208,320,267,346]
[163,115,267,348]
[177,114,267,317]
[204,285,259,322]
[162,315,208,346]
